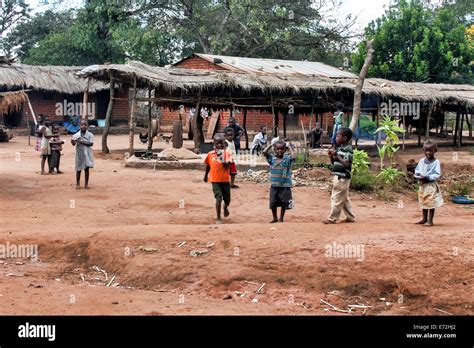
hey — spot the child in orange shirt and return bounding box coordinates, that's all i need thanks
[204,134,233,224]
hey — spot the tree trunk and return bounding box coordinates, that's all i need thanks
[128,77,137,155]
[102,74,115,153]
[350,40,374,132]
[82,78,90,120]
[467,113,472,140]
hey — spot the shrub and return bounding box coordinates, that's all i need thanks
[352,149,371,174]
[376,167,405,186]
[351,169,376,191]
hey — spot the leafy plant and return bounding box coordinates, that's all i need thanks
[446,179,473,197]
[351,169,376,191]
[352,149,371,174]
[376,167,404,185]
[375,115,405,168]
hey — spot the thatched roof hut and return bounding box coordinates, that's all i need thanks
[0,90,28,115]
[0,63,108,94]
[79,61,474,110]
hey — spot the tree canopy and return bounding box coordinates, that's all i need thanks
[3,0,357,67]
[352,0,474,84]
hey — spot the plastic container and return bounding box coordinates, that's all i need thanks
[97,119,106,127]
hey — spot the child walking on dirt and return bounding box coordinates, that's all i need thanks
[224,127,239,188]
[204,134,234,224]
[414,140,443,226]
[71,119,94,189]
[324,127,355,224]
[262,139,296,223]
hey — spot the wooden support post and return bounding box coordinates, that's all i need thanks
[102,73,115,153]
[193,91,202,151]
[271,93,278,138]
[453,112,460,147]
[147,88,153,151]
[402,113,406,151]
[82,78,90,120]
[467,113,472,140]
[283,109,287,139]
[243,109,249,150]
[425,104,433,141]
[128,76,137,156]
[309,93,316,129]
[459,112,464,147]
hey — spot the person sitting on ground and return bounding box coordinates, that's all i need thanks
[250,126,267,155]
[262,139,296,223]
[48,124,64,174]
[204,134,234,224]
[308,123,323,148]
[324,127,355,224]
[224,127,239,189]
[71,119,94,189]
[414,140,443,227]
[226,117,245,152]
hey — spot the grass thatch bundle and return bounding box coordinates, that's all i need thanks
[0,64,108,94]
[0,90,28,114]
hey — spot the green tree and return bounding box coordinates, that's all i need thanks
[352,0,474,84]
[0,0,30,55]
[3,10,72,60]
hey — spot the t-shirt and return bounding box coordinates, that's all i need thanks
[415,158,441,182]
[250,132,266,151]
[204,150,232,183]
[332,144,353,178]
[266,154,294,188]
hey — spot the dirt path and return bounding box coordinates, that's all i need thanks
[1,135,473,315]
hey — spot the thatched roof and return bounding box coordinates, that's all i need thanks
[79,61,474,108]
[0,63,108,94]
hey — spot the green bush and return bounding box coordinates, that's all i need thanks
[376,167,404,185]
[351,169,376,191]
[352,149,371,174]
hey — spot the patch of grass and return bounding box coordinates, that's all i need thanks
[446,179,473,196]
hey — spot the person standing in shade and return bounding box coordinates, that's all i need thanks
[226,117,245,152]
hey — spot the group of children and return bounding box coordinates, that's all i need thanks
[36,117,95,189]
[204,125,443,226]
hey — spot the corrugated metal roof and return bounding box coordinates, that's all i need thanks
[194,53,357,78]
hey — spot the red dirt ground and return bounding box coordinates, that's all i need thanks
[0,135,473,315]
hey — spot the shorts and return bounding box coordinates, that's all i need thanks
[230,163,237,175]
[212,183,231,205]
[270,186,293,209]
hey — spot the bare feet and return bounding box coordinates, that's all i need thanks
[223,206,229,217]
[341,219,355,223]
[323,219,336,224]
[278,218,284,222]
[423,222,433,227]
[270,219,278,223]
[57,171,64,174]
[231,184,239,189]
[41,172,48,175]
[216,219,222,225]
[76,185,81,189]
[84,185,90,189]
[415,220,427,224]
